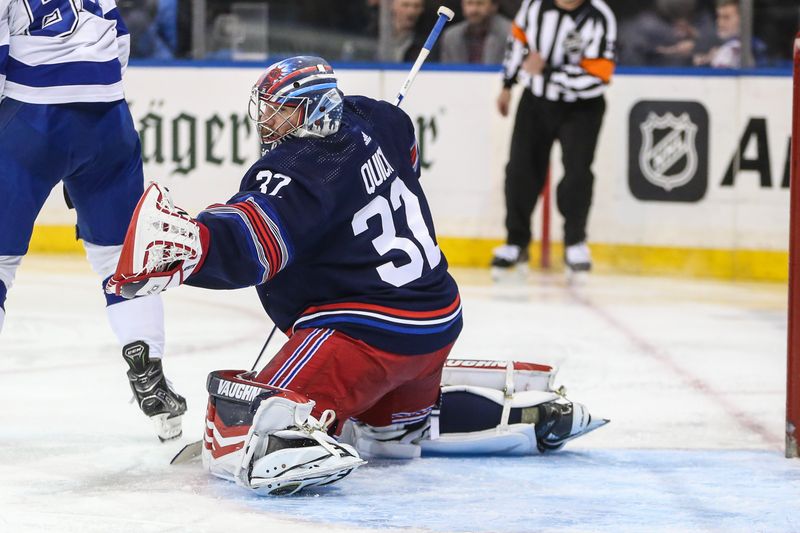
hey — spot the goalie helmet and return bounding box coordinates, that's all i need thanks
[249,56,344,153]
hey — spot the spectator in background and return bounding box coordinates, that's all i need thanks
[441,0,511,64]
[693,0,766,68]
[118,0,177,59]
[377,0,427,62]
[618,0,715,66]
[497,0,522,19]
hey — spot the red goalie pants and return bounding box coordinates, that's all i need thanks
[255,327,453,433]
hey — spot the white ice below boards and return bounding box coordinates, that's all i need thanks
[1,257,798,533]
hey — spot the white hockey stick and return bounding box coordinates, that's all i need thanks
[394,6,455,107]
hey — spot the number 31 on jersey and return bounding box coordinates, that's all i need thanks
[352,177,441,288]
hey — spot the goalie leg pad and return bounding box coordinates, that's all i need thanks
[202,370,364,495]
[421,386,559,456]
[421,359,609,455]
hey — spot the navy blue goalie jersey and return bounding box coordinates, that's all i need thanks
[188,95,462,355]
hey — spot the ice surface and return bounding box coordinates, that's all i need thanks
[1,257,798,532]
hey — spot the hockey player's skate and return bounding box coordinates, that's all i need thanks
[564,242,591,284]
[122,341,186,442]
[490,244,529,281]
[534,394,609,452]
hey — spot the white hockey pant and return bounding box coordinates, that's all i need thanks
[84,242,165,357]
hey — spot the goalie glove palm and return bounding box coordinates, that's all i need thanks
[106,182,209,299]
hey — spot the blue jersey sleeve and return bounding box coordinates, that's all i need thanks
[187,164,331,290]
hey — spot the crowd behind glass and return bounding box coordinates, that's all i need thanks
[120,0,798,69]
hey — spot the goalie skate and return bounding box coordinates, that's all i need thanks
[534,396,609,452]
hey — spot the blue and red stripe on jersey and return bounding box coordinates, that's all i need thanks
[293,294,462,336]
[267,328,334,389]
[202,196,291,284]
[391,406,434,425]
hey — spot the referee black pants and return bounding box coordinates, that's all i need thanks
[503,90,605,248]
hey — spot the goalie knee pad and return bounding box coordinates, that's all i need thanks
[420,359,608,456]
[339,418,430,460]
[203,370,365,495]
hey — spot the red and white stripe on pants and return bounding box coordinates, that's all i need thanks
[255,328,453,432]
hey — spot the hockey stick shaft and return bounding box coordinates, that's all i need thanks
[250,324,279,372]
[171,324,280,466]
[394,6,455,107]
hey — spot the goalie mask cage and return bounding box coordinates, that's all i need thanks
[788,32,800,459]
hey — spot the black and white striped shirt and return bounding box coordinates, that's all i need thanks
[503,0,617,102]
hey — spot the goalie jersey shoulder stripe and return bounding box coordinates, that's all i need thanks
[202,198,291,285]
[3,0,129,103]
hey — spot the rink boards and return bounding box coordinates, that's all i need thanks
[30,65,792,281]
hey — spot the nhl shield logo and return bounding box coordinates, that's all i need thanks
[629,101,708,202]
[639,112,698,191]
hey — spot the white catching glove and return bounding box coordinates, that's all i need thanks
[106,182,208,299]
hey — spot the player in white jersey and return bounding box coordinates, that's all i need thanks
[0,0,186,441]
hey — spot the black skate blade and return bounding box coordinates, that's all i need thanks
[170,440,203,465]
[564,417,610,444]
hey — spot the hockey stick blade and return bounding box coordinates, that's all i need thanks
[170,440,203,465]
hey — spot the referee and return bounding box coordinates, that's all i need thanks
[491,0,616,275]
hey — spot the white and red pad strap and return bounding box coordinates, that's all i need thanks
[106,182,209,299]
[441,359,557,392]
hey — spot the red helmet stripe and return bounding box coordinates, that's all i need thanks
[266,64,334,96]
